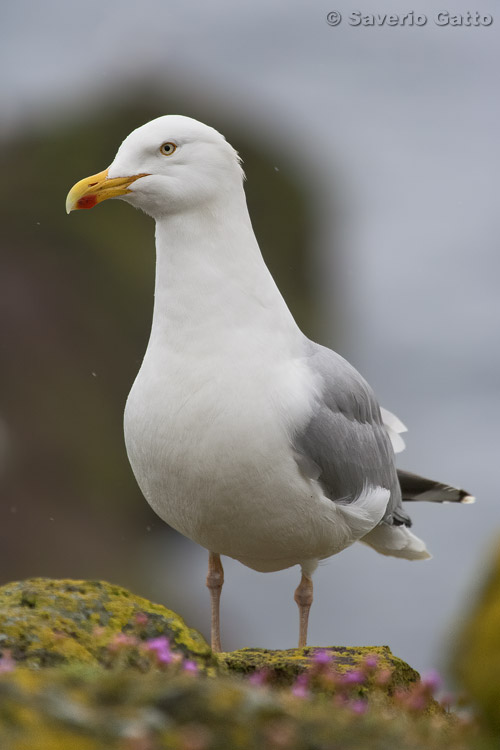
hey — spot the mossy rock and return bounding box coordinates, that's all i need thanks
[0,577,478,748]
[220,645,419,690]
[454,540,500,734]
[0,665,475,750]
[0,577,213,670]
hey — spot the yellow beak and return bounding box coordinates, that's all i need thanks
[65,168,149,214]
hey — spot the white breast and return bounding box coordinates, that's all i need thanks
[125,332,305,549]
[124,332,388,572]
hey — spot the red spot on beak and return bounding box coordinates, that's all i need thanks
[77,195,98,209]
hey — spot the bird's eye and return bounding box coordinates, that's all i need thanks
[160,142,177,156]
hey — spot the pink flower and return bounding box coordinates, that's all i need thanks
[349,699,367,715]
[0,652,15,673]
[291,674,309,699]
[363,654,379,670]
[134,612,149,626]
[421,669,441,692]
[183,660,198,674]
[313,649,332,666]
[292,684,308,698]
[248,669,268,686]
[342,670,365,685]
[145,636,173,664]
[145,636,170,651]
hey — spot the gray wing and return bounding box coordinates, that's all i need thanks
[294,340,410,527]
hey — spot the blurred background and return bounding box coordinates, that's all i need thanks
[1,0,498,679]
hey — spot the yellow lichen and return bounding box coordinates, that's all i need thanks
[218,645,419,690]
[0,577,213,671]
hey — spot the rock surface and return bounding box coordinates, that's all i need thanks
[0,577,213,669]
[0,577,484,749]
[220,646,419,690]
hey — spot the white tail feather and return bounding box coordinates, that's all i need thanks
[360,523,431,561]
[380,407,407,454]
[380,407,407,434]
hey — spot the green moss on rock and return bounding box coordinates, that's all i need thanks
[0,578,213,670]
[219,645,419,690]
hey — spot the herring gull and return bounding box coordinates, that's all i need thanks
[66,115,473,652]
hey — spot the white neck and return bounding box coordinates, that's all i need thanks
[148,184,300,354]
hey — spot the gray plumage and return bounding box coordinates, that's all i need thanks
[294,340,411,529]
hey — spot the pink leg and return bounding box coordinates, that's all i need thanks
[206,552,224,652]
[294,572,313,648]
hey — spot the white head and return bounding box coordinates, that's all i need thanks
[66,115,245,220]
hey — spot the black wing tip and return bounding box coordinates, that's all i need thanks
[398,470,476,504]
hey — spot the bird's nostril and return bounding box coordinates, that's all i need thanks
[88,182,98,187]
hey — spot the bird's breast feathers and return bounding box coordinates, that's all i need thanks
[123,344,387,568]
[124,345,313,501]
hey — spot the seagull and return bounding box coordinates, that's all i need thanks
[66,115,473,653]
